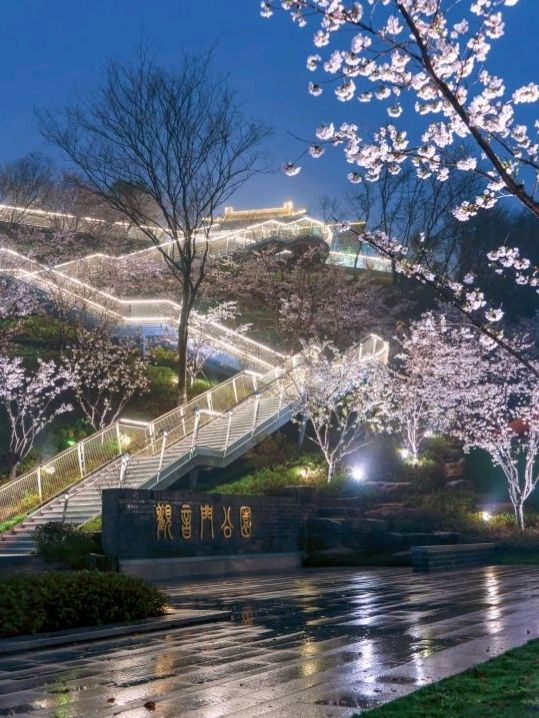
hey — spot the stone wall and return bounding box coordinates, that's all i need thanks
[102,489,317,560]
[412,543,496,572]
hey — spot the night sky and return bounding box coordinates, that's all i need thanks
[0,0,537,214]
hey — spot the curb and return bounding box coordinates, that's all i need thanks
[0,608,231,655]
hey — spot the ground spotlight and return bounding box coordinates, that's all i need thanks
[351,465,365,482]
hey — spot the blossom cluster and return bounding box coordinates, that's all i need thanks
[263,0,538,224]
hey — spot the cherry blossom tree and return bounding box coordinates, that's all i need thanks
[292,342,386,481]
[262,0,539,364]
[0,357,72,480]
[0,153,53,225]
[397,312,539,529]
[0,275,40,350]
[63,328,149,430]
[378,322,454,462]
[205,246,405,350]
[447,336,539,531]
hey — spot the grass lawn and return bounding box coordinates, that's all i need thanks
[361,639,539,718]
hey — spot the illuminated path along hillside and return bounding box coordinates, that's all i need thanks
[0,214,389,555]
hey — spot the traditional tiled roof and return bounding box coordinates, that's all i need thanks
[220,201,307,227]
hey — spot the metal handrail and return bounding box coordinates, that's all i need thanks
[0,419,149,522]
[3,334,388,531]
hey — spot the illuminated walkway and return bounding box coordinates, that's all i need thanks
[0,215,389,553]
[0,565,537,716]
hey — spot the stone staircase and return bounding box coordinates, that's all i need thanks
[0,370,294,555]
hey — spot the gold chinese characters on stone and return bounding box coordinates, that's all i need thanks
[240,506,252,538]
[220,506,234,539]
[180,503,192,540]
[154,501,252,542]
[155,502,173,540]
[200,503,214,540]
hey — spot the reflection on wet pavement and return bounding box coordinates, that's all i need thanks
[0,565,538,717]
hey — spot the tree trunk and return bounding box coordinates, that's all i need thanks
[327,460,335,483]
[513,499,525,531]
[177,315,189,406]
[297,415,307,449]
[9,463,18,481]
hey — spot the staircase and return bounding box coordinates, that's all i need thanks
[0,214,389,556]
[0,336,388,556]
[0,368,294,555]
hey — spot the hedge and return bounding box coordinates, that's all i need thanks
[0,572,167,637]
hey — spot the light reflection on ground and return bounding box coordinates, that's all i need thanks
[0,565,538,717]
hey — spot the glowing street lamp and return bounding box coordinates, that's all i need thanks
[351,465,365,482]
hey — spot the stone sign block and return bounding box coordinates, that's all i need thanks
[102,488,316,560]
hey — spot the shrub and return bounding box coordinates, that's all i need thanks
[0,572,167,637]
[34,522,102,569]
[0,514,28,534]
[189,377,214,398]
[148,346,178,369]
[244,432,299,471]
[390,490,478,533]
[213,456,357,496]
[399,461,446,493]
[53,418,94,452]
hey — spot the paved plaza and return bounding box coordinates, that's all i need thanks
[1,565,538,717]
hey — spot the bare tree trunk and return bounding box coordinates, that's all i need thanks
[177,298,190,406]
[9,463,18,481]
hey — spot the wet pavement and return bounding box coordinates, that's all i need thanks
[1,565,538,717]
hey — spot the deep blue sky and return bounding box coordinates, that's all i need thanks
[0,0,537,214]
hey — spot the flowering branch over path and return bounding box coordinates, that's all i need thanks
[264,0,538,221]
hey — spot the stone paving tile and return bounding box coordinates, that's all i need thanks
[1,565,538,717]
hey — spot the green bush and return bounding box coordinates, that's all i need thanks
[148,346,178,369]
[213,456,352,496]
[52,418,94,452]
[398,461,446,492]
[80,515,102,533]
[189,377,214,398]
[17,315,77,349]
[0,572,167,637]
[0,513,29,534]
[34,522,102,569]
[390,490,478,533]
[244,432,299,471]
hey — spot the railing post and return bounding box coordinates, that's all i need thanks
[207,392,214,413]
[181,408,187,438]
[157,431,168,479]
[191,408,201,454]
[77,442,86,479]
[232,377,238,404]
[61,494,69,524]
[278,379,284,417]
[115,423,122,454]
[36,467,43,506]
[224,411,233,454]
[251,392,261,436]
[148,422,156,452]
[118,453,130,487]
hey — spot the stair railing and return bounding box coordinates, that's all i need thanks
[0,419,150,523]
